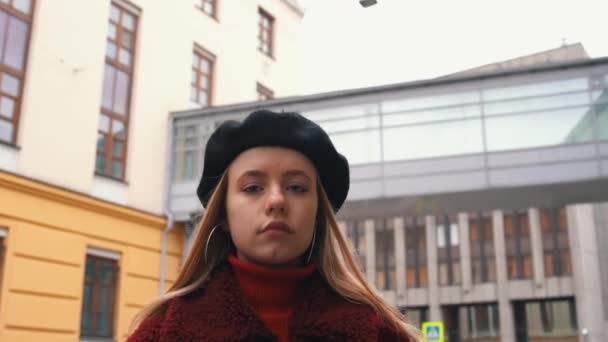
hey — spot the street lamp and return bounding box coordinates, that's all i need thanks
[359,0,377,7]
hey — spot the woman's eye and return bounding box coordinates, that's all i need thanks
[242,184,262,193]
[287,184,308,193]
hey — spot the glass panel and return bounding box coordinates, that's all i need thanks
[190,86,197,103]
[112,141,123,158]
[0,11,7,59]
[122,31,132,49]
[97,133,105,152]
[107,23,117,40]
[122,12,134,31]
[200,58,210,74]
[198,91,208,106]
[484,92,589,116]
[192,53,199,68]
[597,103,608,140]
[203,2,213,15]
[483,78,588,101]
[110,5,120,22]
[13,0,31,15]
[0,96,14,119]
[110,160,123,178]
[118,48,131,66]
[0,119,13,142]
[383,119,483,161]
[80,284,93,334]
[1,73,20,96]
[95,154,105,173]
[304,103,379,122]
[382,91,481,113]
[106,42,117,59]
[113,70,129,115]
[184,150,194,179]
[98,114,110,133]
[592,89,608,103]
[101,64,115,110]
[486,107,594,151]
[329,129,381,164]
[383,105,481,126]
[191,70,197,84]
[199,74,208,89]
[4,16,27,71]
[112,119,125,138]
[319,115,380,133]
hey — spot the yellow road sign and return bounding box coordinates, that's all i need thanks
[421,321,444,342]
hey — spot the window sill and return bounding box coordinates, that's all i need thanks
[0,140,20,150]
[194,5,219,23]
[80,337,115,342]
[94,172,129,185]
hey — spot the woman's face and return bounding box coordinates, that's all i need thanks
[225,147,318,267]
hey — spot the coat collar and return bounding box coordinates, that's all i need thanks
[159,262,383,341]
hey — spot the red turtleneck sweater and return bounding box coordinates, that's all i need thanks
[227,255,316,342]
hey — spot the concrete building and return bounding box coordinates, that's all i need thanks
[169,56,608,342]
[0,0,303,341]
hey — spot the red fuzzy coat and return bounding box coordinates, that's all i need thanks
[127,262,414,342]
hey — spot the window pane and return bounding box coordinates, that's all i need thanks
[122,12,134,31]
[113,70,129,115]
[486,107,594,151]
[483,78,588,101]
[383,91,481,113]
[304,103,379,122]
[485,92,589,116]
[0,119,13,142]
[80,284,93,334]
[122,31,132,49]
[0,96,14,119]
[98,114,110,133]
[107,23,117,40]
[200,59,210,74]
[110,5,120,22]
[192,54,200,68]
[118,48,131,66]
[97,133,105,152]
[112,140,123,158]
[199,74,208,89]
[190,86,197,103]
[1,73,20,96]
[95,154,105,173]
[4,16,28,71]
[110,160,123,178]
[330,129,381,164]
[101,64,115,110]
[319,115,379,134]
[184,150,194,179]
[383,119,483,161]
[106,42,117,59]
[198,90,208,106]
[13,0,31,15]
[383,105,481,126]
[112,119,125,138]
[0,11,7,59]
[597,103,608,140]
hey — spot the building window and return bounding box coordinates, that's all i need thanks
[375,218,395,290]
[0,233,5,295]
[513,298,578,342]
[80,254,119,339]
[400,306,429,330]
[346,220,366,272]
[504,210,533,280]
[540,207,572,277]
[405,216,427,288]
[443,303,500,342]
[469,212,496,283]
[0,0,34,144]
[96,2,138,180]
[437,214,461,286]
[257,82,273,101]
[258,7,274,57]
[191,48,214,107]
[195,0,216,18]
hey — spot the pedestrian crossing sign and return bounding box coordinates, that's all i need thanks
[421,321,444,342]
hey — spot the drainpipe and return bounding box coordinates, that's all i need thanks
[159,115,176,295]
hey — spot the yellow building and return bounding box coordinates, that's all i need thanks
[0,0,303,341]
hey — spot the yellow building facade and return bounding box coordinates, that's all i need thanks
[0,171,182,341]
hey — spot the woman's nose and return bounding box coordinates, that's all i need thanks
[265,185,286,215]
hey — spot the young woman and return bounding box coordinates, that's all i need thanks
[128,110,420,341]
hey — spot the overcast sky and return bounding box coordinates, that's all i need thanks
[297,0,608,95]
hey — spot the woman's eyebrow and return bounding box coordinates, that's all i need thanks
[237,170,267,180]
[283,169,313,182]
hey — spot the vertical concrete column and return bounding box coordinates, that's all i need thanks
[426,215,441,321]
[459,213,472,293]
[529,208,545,287]
[567,204,606,342]
[394,217,407,300]
[493,210,515,342]
[365,219,376,286]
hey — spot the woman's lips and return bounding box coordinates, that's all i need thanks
[260,221,293,235]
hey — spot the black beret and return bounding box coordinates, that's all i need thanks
[196,109,350,212]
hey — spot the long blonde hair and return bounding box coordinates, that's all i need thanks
[130,173,420,340]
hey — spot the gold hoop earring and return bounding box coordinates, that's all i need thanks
[205,224,222,263]
[306,228,316,264]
